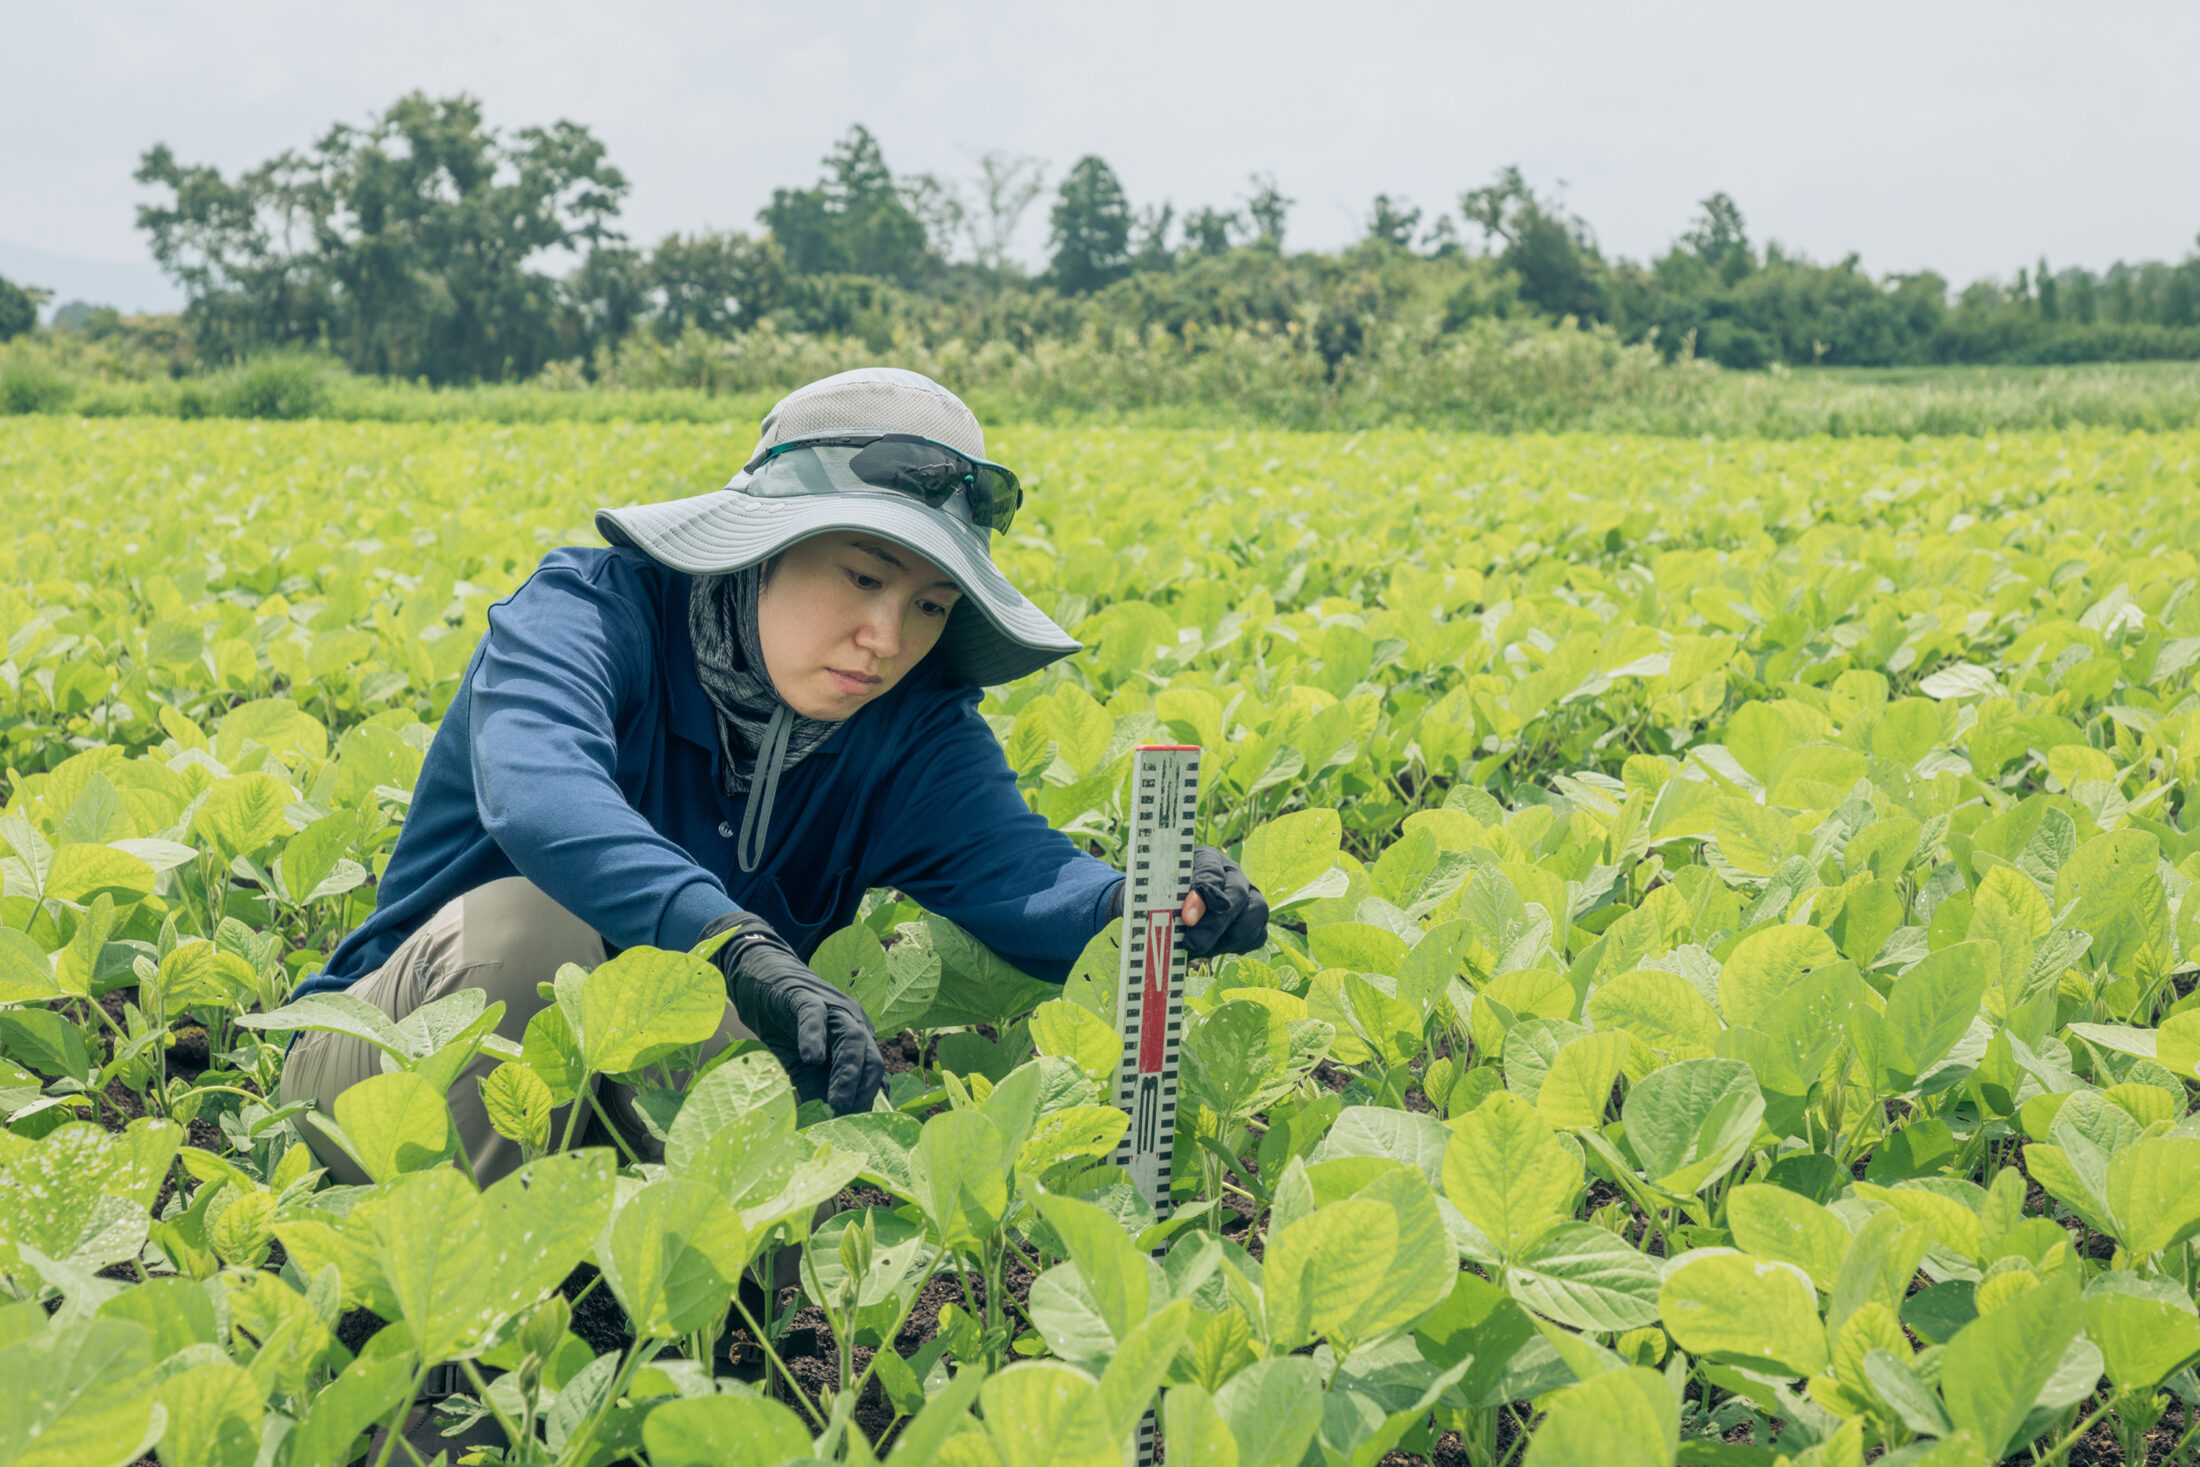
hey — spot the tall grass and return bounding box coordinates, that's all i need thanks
[7,325,2200,437]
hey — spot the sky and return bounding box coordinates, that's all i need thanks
[5,0,2197,315]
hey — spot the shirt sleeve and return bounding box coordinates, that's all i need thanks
[869,689,1125,984]
[467,562,738,952]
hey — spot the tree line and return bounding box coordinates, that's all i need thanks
[6,91,2198,384]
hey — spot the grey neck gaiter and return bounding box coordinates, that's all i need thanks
[687,569,841,872]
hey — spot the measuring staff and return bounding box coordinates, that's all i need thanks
[279,367,1270,1185]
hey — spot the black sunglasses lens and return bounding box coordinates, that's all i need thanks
[844,439,1019,533]
[846,440,961,501]
[972,466,1021,533]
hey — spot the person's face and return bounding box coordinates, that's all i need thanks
[755,533,963,719]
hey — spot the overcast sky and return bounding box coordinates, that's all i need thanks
[6,0,2197,314]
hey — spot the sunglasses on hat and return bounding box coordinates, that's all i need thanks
[744,433,1023,535]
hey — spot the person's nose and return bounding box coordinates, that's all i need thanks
[853,599,901,662]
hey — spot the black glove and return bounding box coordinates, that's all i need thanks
[1107,846,1270,958]
[699,910,884,1115]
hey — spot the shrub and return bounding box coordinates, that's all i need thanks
[0,355,76,414]
[212,352,338,419]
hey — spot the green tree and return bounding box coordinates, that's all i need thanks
[647,232,786,338]
[1680,193,1753,285]
[0,274,40,341]
[136,91,628,381]
[1366,195,1422,249]
[1183,206,1241,258]
[1245,174,1293,249]
[559,244,649,367]
[758,126,935,286]
[965,153,1047,273]
[1049,156,1134,294]
[1130,203,1177,272]
[1461,166,1608,322]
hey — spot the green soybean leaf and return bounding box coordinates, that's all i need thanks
[1873,940,1995,1092]
[1521,1364,1678,1467]
[979,1360,1119,1467]
[597,1177,750,1339]
[2084,1284,2200,1392]
[95,1278,217,1361]
[2104,1135,2200,1255]
[0,1317,161,1467]
[1939,1272,2081,1460]
[923,914,1058,1029]
[884,1361,987,1464]
[346,1167,488,1362]
[1659,1252,1830,1377]
[806,1109,921,1195]
[1308,922,1410,975]
[1536,1030,1631,1130]
[237,992,412,1062]
[1212,1356,1325,1467]
[328,1070,456,1181]
[1412,1270,1558,1409]
[480,1063,554,1152]
[152,1360,261,1467]
[1162,1383,1241,1467]
[1036,1193,1150,1343]
[1726,1183,1851,1293]
[1100,1299,1193,1442]
[1314,1105,1452,1187]
[191,773,294,863]
[2056,828,2171,976]
[156,942,257,1009]
[44,844,155,907]
[1243,808,1344,904]
[1717,925,1841,1031]
[910,1108,1010,1250]
[642,1394,815,1467]
[284,1330,420,1467]
[0,1009,91,1084]
[1585,968,1722,1061]
[520,1004,586,1105]
[1863,1349,1954,1438]
[1505,1221,1663,1332]
[580,946,723,1075]
[1031,998,1123,1089]
[1442,1090,1578,1259]
[1622,1056,1763,1195]
[0,930,64,1005]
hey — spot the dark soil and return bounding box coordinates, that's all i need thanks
[879,1030,922,1075]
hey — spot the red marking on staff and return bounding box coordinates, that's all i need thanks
[1136,744,1200,752]
[1138,909,1175,1073]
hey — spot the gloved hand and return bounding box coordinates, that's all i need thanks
[1109,845,1270,958]
[699,909,884,1114]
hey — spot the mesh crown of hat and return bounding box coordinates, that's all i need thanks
[756,369,986,462]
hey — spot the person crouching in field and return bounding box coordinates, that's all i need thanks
[280,366,1270,1183]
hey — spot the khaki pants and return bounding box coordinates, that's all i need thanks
[280,876,752,1186]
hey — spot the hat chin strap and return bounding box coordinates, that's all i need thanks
[735,703,796,874]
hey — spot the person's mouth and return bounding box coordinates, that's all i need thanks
[827,668,883,695]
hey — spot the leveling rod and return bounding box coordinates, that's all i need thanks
[1109,743,1202,1218]
[1107,745,1201,1467]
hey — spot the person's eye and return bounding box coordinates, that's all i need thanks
[845,567,883,590]
[918,599,951,618]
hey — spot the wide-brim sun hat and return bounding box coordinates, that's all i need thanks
[595,367,1079,686]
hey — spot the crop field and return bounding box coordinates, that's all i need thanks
[9,415,2200,1466]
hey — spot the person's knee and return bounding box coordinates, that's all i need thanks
[449,878,605,1033]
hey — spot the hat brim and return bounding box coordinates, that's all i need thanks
[595,487,1079,686]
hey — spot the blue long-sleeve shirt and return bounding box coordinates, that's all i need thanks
[304,546,1122,995]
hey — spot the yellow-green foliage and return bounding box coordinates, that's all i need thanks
[9,416,2200,1466]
